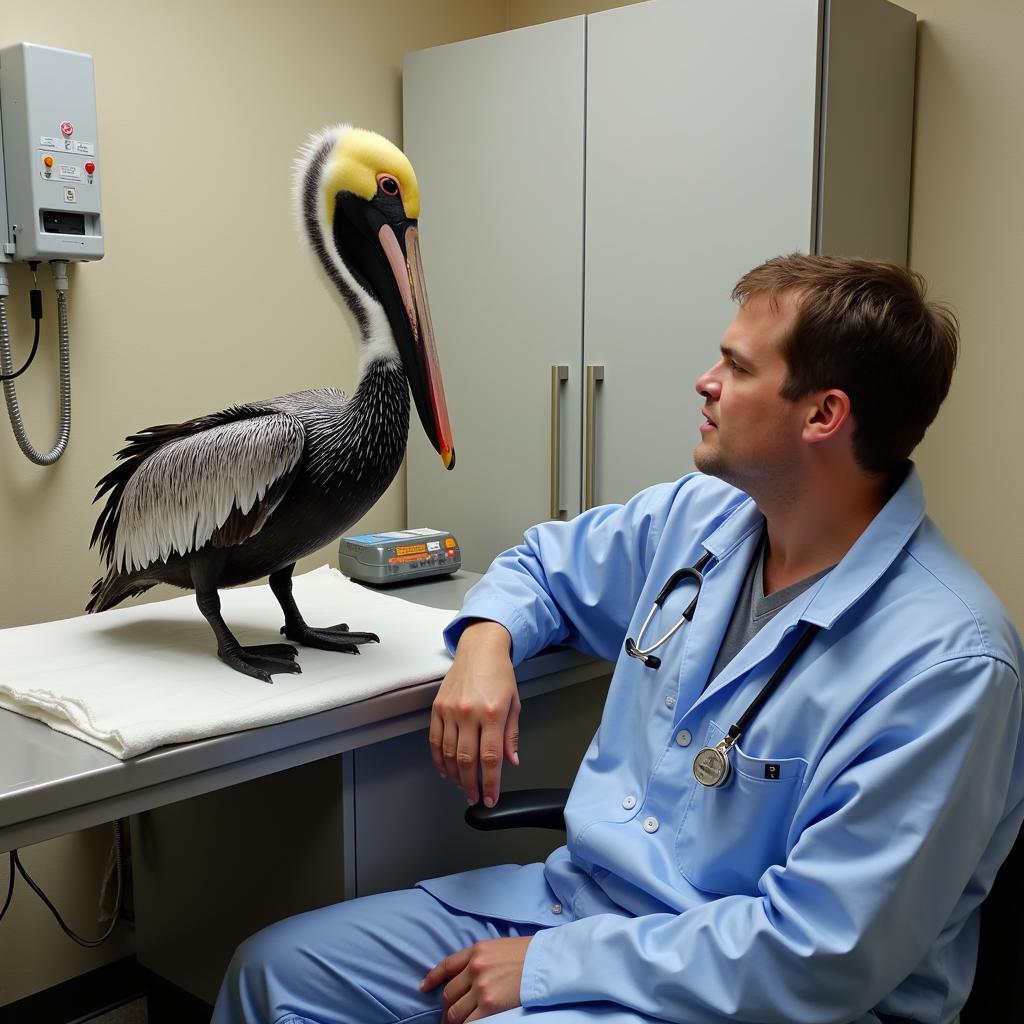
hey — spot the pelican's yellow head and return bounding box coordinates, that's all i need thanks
[322,127,420,228]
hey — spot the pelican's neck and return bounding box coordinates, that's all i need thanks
[351,349,404,400]
[305,353,410,493]
[346,305,406,414]
[355,321,401,380]
[347,353,410,451]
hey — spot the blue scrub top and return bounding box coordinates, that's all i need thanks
[422,466,1023,1024]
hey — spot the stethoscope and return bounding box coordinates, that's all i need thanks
[625,550,820,788]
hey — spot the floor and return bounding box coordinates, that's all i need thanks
[86,997,147,1024]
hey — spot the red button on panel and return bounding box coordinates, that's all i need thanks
[85,162,95,174]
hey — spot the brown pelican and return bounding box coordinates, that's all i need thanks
[86,126,454,682]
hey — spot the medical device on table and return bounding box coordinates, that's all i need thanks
[0,42,103,464]
[340,528,461,585]
[625,551,820,788]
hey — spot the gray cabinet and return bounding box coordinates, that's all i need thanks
[403,16,587,571]
[404,0,915,571]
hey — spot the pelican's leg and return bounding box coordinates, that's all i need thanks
[269,564,380,654]
[195,588,300,683]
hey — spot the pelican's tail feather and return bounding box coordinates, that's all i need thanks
[86,570,157,614]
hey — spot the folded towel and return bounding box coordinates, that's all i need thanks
[0,566,455,759]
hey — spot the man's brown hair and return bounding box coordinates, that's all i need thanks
[733,253,959,476]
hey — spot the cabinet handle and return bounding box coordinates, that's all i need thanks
[550,365,569,520]
[584,364,604,511]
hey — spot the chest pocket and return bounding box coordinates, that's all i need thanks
[676,720,808,895]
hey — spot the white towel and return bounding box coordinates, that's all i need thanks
[0,566,455,759]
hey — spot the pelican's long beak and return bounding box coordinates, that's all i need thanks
[377,220,455,470]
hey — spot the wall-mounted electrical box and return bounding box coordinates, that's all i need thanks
[0,42,103,263]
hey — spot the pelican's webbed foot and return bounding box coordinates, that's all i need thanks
[269,563,380,656]
[219,642,301,683]
[279,622,380,654]
[195,587,301,683]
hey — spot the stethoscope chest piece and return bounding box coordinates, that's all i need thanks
[692,739,733,788]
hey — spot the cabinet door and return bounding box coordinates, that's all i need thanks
[404,19,586,572]
[583,0,822,508]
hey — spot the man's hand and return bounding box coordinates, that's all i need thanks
[431,620,519,807]
[420,936,532,1023]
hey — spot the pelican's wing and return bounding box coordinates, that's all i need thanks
[91,404,305,573]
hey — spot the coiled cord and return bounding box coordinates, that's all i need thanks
[0,317,40,381]
[0,264,72,465]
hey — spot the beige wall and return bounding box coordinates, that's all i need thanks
[0,0,507,633]
[907,0,1023,627]
[2,0,1021,1009]
[0,0,507,1006]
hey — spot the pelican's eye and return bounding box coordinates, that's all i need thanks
[378,175,400,197]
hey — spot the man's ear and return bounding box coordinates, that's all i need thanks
[803,389,852,444]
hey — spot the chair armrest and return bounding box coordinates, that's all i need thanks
[464,788,570,832]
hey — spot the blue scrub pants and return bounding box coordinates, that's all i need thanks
[211,886,651,1024]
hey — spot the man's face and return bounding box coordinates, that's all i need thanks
[693,290,807,491]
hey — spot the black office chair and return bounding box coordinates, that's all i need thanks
[961,816,1024,1020]
[466,790,1024,1020]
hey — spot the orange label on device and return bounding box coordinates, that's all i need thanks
[395,544,427,556]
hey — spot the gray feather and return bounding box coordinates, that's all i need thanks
[114,414,305,572]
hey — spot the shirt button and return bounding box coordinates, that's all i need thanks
[622,795,637,810]
[665,695,676,708]
[643,816,659,833]
[675,729,692,747]
[551,903,563,914]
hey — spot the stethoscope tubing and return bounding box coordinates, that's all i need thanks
[624,548,822,786]
[625,551,713,667]
[730,621,820,739]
